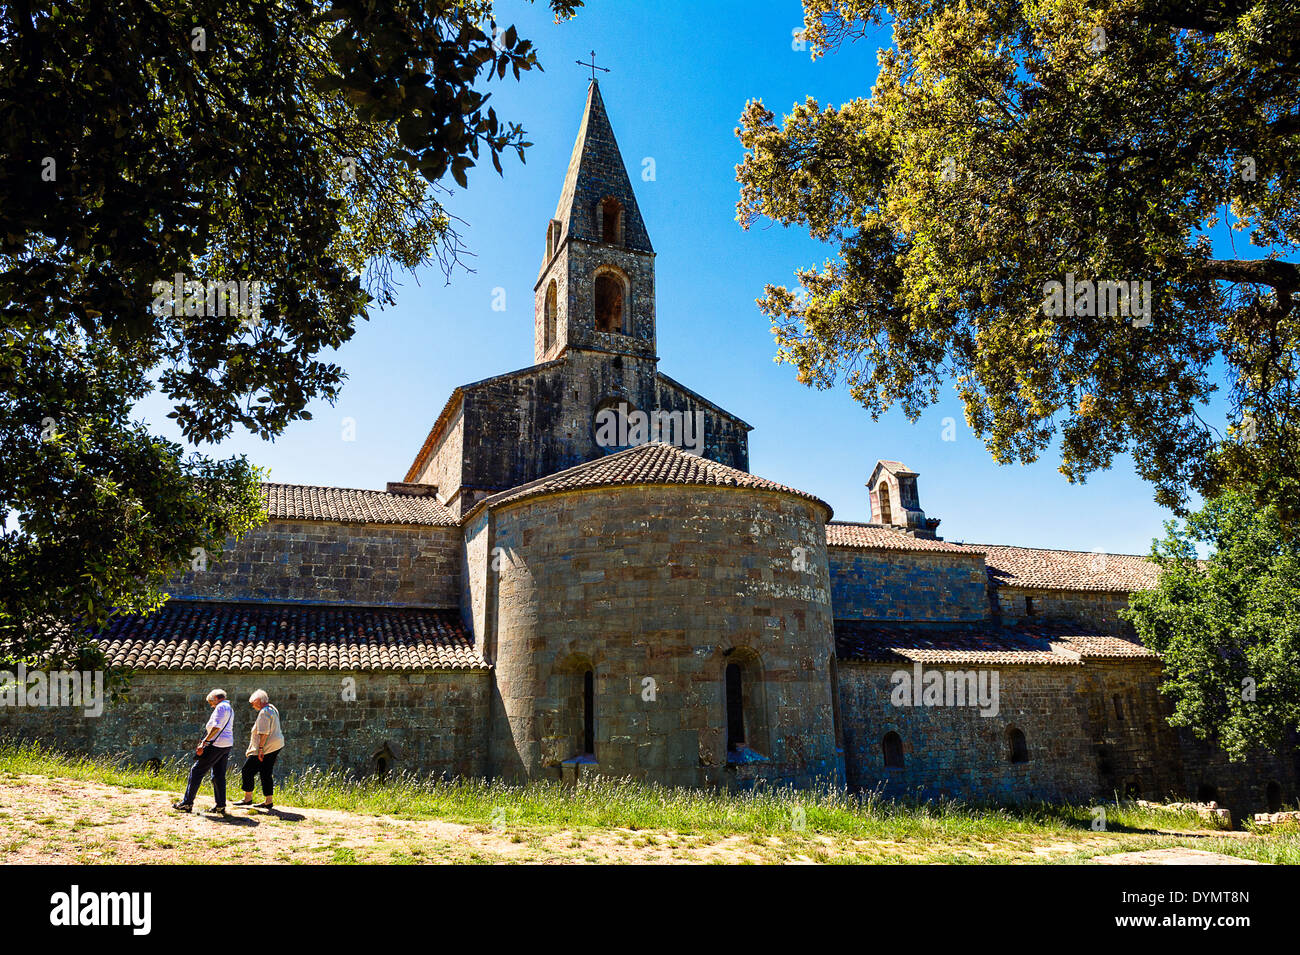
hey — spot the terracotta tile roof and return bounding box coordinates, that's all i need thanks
[473,442,831,517]
[262,483,455,527]
[825,522,985,554]
[1051,630,1156,659]
[835,619,1154,665]
[96,600,485,671]
[977,544,1159,593]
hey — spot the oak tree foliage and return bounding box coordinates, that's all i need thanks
[737,0,1299,519]
[0,0,581,668]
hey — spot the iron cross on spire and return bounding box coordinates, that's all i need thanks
[575,50,609,82]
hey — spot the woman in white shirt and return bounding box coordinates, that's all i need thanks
[174,689,235,814]
[235,689,284,809]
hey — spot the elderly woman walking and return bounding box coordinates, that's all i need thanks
[235,689,284,809]
[174,688,235,815]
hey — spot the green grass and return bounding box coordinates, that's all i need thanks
[0,738,1226,844]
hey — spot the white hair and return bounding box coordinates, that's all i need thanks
[249,689,269,706]
[206,689,227,703]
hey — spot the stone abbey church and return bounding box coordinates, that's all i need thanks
[14,82,1297,815]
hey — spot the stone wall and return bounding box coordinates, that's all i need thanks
[835,657,1300,814]
[1075,660,1185,799]
[993,586,1135,635]
[461,509,492,661]
[1176,730,1300,821]
[836,659,1187,804]
[1081,661,1298,819]
[828,547,988,622]
[485,485,840,788]
[169,520,461,609]
[0,670,491,780]
[415,401,466,513]
[838,661,1101,802]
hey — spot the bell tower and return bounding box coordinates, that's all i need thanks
[868,460,942,538]
[534,80,656,364]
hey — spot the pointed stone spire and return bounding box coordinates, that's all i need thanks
[533,80,657,364]
[551,80,653,254]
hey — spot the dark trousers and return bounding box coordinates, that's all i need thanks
[241,749,280,797]
[182,744,231,808]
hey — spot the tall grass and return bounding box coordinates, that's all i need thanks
[0,739,1223,840]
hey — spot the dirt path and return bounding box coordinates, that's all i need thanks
[1093,847,1264,865]
[0,774,1267,865]
[0,773,825,864]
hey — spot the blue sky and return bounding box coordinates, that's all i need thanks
[136,0,1245,555]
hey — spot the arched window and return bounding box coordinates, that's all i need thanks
[372,742,399,778]
[1112,695,1124,722]
[877,486,893,524]
[594,272,625,333]
[544,280,557,351]
[1006,726,1029,763]
[882,731,904,768]
[549,654,596,763]
[545,218,561,259]
[583,669,595,756]
[600,197,622,245]
[723,648,769,761]
[725,663,745,752]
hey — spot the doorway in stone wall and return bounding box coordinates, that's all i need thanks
[1266,780,1283,812]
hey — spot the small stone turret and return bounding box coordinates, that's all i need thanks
[867,460,941,538]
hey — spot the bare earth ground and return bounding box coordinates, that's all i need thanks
[0,774,1266,865]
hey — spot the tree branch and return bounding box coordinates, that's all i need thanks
[1195,258,1300,296]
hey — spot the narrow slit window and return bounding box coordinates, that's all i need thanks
[725,663,745,751]
[544,280,557,350]
[582,669,595,755]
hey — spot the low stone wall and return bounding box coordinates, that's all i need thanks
[829,547,988,622]
[169,520,462,609]
[0,670,490,781]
